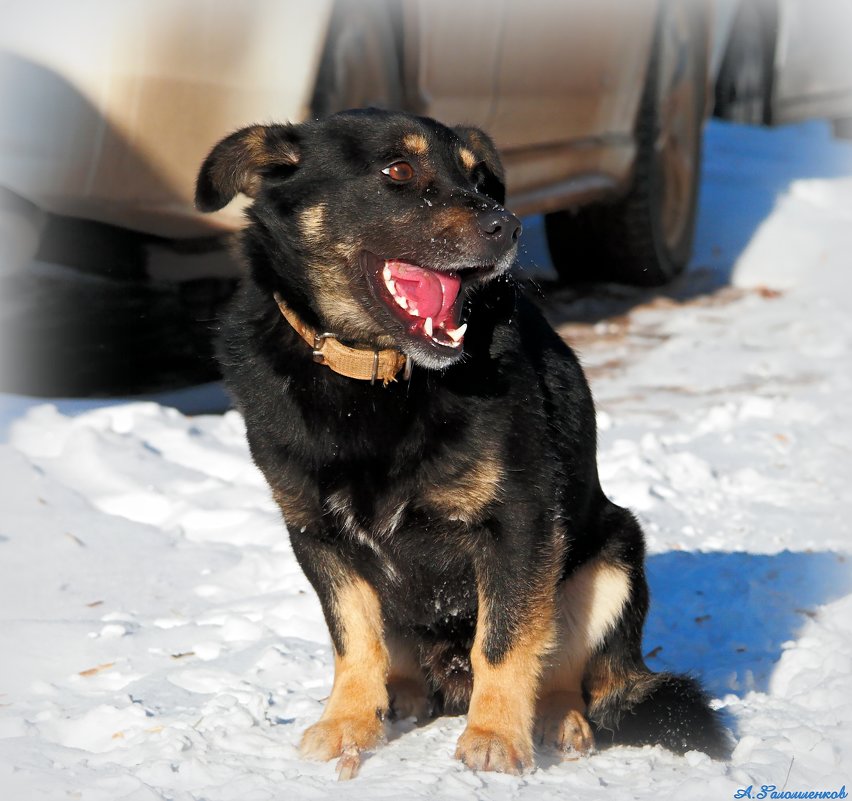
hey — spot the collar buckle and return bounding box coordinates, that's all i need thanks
[312,331,336,363]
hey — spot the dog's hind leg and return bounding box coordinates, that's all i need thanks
[535,557,632,758]
[581,503,730,759]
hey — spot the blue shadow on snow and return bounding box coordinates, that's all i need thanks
[642,549,852,699]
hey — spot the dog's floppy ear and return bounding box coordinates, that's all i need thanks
[195,124,301,212]
[453,125,506,205]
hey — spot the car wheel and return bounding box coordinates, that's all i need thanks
[545,1,707,286]
[311,0,403,116]
[714,0,777,125]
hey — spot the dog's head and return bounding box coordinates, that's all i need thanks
[195,109,521,369]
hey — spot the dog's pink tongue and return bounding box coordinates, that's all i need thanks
[386,260,460,323]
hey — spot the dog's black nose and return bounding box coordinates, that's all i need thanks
[477,210,522,246]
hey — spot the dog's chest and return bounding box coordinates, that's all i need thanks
[321,483,479,623]
[322,443,502,543]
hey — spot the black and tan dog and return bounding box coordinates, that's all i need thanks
[195,109,728,777]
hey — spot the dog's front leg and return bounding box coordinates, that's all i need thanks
[455,527,561,774]
[291,533,389,775]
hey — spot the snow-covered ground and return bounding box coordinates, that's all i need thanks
[2,120,852,800]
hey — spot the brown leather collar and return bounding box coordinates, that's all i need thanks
[273,292,411,385]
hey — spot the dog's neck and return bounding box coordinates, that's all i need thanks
[273,293,412,385]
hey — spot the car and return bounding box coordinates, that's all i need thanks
[0,0,715,289]
[713,0,852,136]
[2,1,846,396]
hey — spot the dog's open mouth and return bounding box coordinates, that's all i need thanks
[366,255,472,351]
[382,260,467,347]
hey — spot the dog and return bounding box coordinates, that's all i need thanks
[195,109,728,777]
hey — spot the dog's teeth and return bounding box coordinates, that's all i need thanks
[394,295,409,310]
[409,304,420,317]
[424,317,433,336]
[387,278,397,295]
[383,264,392,282]
[447,323,467,342]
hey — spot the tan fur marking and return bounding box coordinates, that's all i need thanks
[539,558,630,692]
[456,127,504,184]
[214,126,300,201]
[299,204,326,245]
[435,206,475,233]
[299,201,421,346]
[535,559,631,756]
[245,126,299,167]
[426,453,503,524]
[556,558,631,664]
[304,248,377,344]
[300,578,389,763]
[466,130,485,150]
[243,126,268,160]
[459,146,477,171]
[314,289,374,343]
[455,587,556,773]
[299,229,393,346]
[402,132,429,155]
[238,128,272,198]
[581,562,631,651]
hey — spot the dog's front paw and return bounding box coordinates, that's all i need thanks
[535,708,595,759]
[300,715,384,763]
[454,725,532,774]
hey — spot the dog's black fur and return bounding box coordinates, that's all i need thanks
[196,109,728,774]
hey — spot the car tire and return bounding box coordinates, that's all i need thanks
[714,0,778,126]
[311,0,403,116]
[544,1,707,286]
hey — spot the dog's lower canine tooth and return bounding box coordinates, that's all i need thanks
[424,317,433,336]
[447,323,467,342]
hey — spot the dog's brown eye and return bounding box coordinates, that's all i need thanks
[382,161,415,183]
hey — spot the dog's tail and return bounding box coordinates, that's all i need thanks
[585,660,731,758]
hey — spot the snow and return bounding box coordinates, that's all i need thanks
[2,119,852,800]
